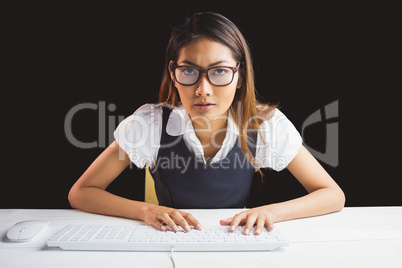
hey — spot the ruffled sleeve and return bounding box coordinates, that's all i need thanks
[256,108,303,171]
[113,104,163,168]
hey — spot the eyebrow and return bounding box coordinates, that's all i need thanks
[178,60,230,68]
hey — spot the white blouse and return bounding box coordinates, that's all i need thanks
[114,104,302,172]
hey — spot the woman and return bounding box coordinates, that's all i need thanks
[68,12,345,235]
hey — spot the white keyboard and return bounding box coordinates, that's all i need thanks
[47,224,289,251]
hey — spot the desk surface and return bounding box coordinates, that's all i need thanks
[1,207,402,268]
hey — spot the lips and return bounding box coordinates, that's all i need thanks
[194,102,215,106]
[194,102,215,110]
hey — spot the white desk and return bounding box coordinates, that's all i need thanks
[1,207,401,268]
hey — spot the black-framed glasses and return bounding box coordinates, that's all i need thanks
[171,62,240,86]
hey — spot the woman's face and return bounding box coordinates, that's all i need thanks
[171,38,239,127]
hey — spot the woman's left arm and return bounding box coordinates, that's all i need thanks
[220,145,345,235]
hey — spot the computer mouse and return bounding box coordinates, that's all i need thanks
[6,220,49,242]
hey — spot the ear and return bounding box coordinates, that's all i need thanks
[236,74,242,89]
[168,60,175,82]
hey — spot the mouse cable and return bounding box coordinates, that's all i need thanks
[170,246,176,268]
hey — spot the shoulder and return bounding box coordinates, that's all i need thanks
[258,108,291,131]
[117,103,188,134]
[113,104,164,168]
[256,104,276,122]
[258,108,300,152]
[132,103,163,121]
[256,108,303,171]
[117,104,163,129]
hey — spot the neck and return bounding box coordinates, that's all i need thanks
[191,116,228,145]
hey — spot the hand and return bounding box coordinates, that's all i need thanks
[141,204,202,232]
[219,206,274,235]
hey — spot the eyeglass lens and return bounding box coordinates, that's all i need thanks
[174,67,234,86]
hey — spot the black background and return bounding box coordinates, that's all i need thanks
[2,2,399,208]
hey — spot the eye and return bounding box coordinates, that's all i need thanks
[212,68,229,76]
[181,68,197,75]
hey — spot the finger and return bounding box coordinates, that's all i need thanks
[150,219,166,232]
[171,211,191,232]
[219,218,233,226]
[265,218,274,231]
[229,213,246,232]
[159,212,179,232]
[243,214,258,235]
[183,213,203,230]
[254,216,265,235]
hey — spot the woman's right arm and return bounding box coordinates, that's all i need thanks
[68,140,147,220]
[68,140,201,232]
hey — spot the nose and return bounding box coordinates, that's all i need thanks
[195,74,213,96]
